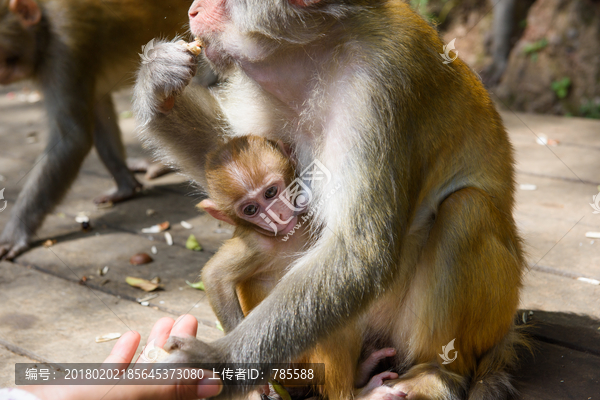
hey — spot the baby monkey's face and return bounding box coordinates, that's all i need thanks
[233,172,299,236]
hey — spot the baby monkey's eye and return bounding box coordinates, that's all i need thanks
[243,204,258,216]
[264,186,278,199]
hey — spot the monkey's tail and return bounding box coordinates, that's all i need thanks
[467,325,533,400]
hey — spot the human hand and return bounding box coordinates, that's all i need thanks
[23,314,222,400]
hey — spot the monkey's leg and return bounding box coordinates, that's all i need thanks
[481,0,515,86]
[0,91,96,259]
[309,326,362,400]
[384,187,524,400]
[92,95,142,204]
[201,236,264,333]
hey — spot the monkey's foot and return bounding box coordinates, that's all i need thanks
[126,158,174,180]
[93,182,143,205]
[356,372,406,400]
[0,239,30,260]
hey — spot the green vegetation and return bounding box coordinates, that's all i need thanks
[523,38,548,61]
[551,77,571,99]
[580,100,600,119]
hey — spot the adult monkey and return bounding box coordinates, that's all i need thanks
[134,0,525,399]
[0,0,197,259]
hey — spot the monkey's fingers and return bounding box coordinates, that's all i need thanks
[355,348,397,387]
[356,381,406,400]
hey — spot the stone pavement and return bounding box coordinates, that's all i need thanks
[0,82,598,398]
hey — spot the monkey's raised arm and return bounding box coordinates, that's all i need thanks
[133,40,224,186]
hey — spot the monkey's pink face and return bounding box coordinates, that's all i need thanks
[235,179,298,236]
[188,0,322,64]
[188,0,228,36]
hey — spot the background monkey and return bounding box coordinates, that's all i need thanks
[0,0,195,259]
[199,135,403,400]
[134,1,525,399]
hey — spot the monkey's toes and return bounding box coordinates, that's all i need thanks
[93,183,142,205]
[0,241,30,260]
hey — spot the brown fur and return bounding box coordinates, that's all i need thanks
[202,136,359,400]
[134,1,526,399]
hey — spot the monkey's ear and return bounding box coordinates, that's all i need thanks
[289,0,321,7]
[277,140,297,166]
[9,0,42,27]
[198,199,237,226]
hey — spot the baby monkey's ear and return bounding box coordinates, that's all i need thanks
[277,140,297,166]
[198,199,237,226]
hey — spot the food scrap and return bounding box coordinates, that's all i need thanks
[141,221,170,234]
[181,37,204,56]
[95,332,122,343]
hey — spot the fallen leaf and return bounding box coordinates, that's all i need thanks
[186,280,205,291]
[186,234,203,251]
[97,201,114,210]
[43,239,57,248]
[126,276,160,292]
[270,380,292,400]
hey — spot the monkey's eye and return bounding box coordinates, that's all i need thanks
[264,186,278,199]
[243,204,259,216]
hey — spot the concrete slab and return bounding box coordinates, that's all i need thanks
[0,261,222,365]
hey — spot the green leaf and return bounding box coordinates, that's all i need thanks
[185,234,203,251]
[269,380,292,400]
[215,321,224,332]
[186,280,205,291]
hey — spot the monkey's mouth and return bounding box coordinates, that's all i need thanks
[278,216,299,236]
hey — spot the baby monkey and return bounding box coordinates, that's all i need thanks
[199,136,403,400]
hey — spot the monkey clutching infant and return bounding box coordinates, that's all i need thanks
[0,0,195,259]
[133,0,526,399]
[199,135,405,400]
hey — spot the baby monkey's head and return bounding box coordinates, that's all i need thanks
[200,135,299,236]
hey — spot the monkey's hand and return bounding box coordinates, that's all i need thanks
[163,336,248,398]
[134,40,199,116]
[0,226,30,260]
